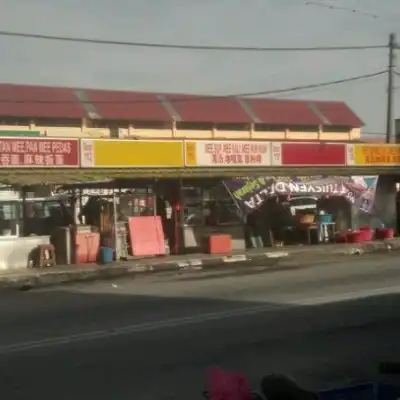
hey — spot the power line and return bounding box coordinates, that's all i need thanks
[305,1,398,21]
[0,30,387,52]
[235,71,386,101]
[0,70,386,105]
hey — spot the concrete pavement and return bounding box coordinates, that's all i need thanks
[1,253,400,399]
[0,238,398,290]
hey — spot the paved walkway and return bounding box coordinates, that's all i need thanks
[0,238,398,290]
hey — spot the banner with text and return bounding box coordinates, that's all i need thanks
[80,139,184,168]
[347,144,400,166]
[0,137,79,167]
[185,140,271,167]
[223,176,377,215]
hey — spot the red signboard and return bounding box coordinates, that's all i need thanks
[0,138,79,167]
[280,142,346,166]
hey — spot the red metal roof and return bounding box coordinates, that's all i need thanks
[312,101,364,127]
[0,83,363,127]
[246,98,322,126]
[0,83,86,119]
[84,89,170,121]
[166,94,252,123]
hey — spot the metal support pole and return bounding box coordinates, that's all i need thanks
[179,178,185,253]
[386,33,396,143]
[112,191,119,260]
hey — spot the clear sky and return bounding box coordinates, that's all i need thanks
[0,0,399,136]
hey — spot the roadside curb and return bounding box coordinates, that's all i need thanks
[0,239,397,291]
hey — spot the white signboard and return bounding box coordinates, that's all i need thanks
[346,144,355,166]
[271,142,282,166]
[186,140,271,167]
[80,139,95,168]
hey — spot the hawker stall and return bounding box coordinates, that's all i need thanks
[0,187,73,270]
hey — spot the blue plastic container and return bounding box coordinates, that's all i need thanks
[99,247,113,264]
[319,382,400,400]
[317,213,333,223]
[319,383,376,400]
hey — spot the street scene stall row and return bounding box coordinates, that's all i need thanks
[0,136,397,272]
[0,136,399,171]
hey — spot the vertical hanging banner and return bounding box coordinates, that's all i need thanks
[272,142,347,166]
[185,141,271,167]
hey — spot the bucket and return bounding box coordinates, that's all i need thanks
[99,247,114,264]
[376,227,394,240]
[346,231,364,243]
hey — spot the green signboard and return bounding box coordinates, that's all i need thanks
[0,130,41,137]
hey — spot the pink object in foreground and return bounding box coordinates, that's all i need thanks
[206,367,253,400]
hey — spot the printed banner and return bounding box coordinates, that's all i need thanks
[224,176,378,215]
[273,142,347,166]
[0,138,79,167]
[185,141,271,166]
[80,139,184,168]
[350,144,400,165]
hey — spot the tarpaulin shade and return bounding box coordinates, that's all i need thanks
[223,176,378,216]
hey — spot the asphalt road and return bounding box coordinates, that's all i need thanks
[1,253,400,400]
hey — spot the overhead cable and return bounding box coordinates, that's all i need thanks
[305,1,396,21]
[0,30,387,52]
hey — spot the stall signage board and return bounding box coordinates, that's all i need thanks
[0,130,41,137]
[80,139,184,168]
[0,137,79,167]
[185,141,271,167]
[272,142,347,166]
[348,144,400,165]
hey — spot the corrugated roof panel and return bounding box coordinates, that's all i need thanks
[245,98,322,125]
[167,94,252,123]
[312,101,364,127]
[0,84,86,119]
[84,89,170,121]
[0,83,363,128]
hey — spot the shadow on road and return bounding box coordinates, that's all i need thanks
[0,285,399,400]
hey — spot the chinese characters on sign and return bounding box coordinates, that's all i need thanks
[271,143,282,165]
[185,142,197,166]
[353,144,400,165]
[190,141,271,167]
[0,138,79,167]
[80,139,95,168]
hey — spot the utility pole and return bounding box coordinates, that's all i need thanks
[386,33,396,143]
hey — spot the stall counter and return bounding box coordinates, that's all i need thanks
[0,236,50,270]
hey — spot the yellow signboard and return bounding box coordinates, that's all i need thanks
[353,144,400,165]
[185,142,197,166]
[81,139,184,168]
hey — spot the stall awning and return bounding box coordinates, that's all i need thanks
[0,166,399,186]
